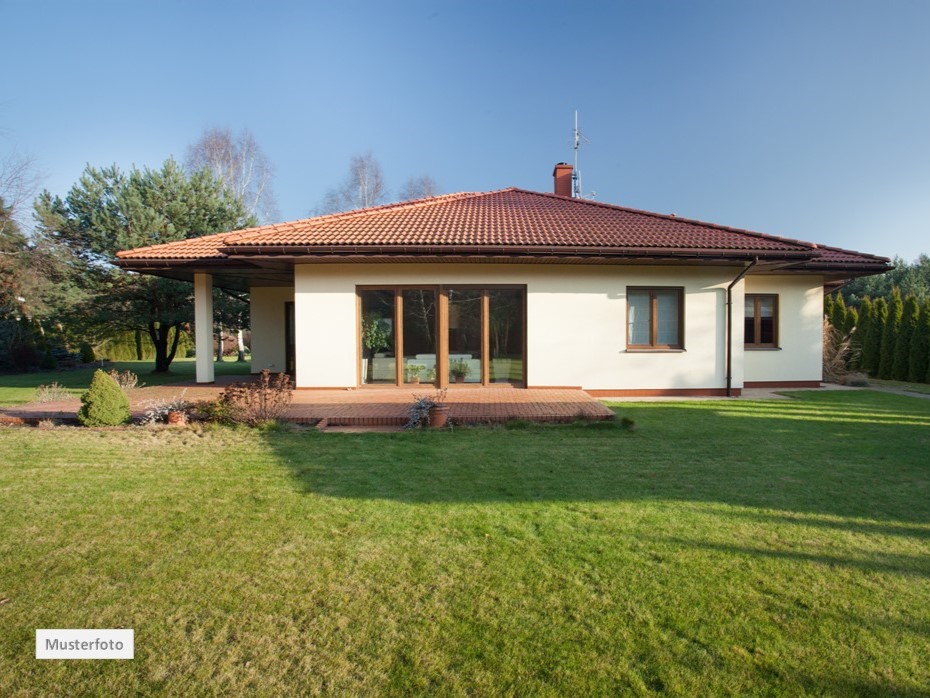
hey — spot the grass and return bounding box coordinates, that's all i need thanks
[1,390,929,695]
[868,377,930,396]
[0,358,251,408]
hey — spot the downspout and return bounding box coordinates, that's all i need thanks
[726,258,758,397]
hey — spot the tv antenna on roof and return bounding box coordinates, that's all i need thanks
[571,110,594,199]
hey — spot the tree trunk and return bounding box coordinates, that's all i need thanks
[216,324,224,362]
[237,328,246,362]
[134,329,143,361]
[148,322,182,373]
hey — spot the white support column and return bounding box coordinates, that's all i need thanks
[194,272,215,384]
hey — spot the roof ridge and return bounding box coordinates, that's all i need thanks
[507,188,817,251]
[226,190,489,245]
[115,229,235,258]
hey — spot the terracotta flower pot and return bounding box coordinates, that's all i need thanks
[454,375,465,384]
[428,404,450,428]
[166,410,187,425]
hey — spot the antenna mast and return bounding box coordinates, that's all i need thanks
[571,110,591,199]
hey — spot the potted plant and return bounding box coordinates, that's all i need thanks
[404,389,449,429]
[406,363,426,384]
[450,358,471,383]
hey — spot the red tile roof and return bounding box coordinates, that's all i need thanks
[116,188,890,272]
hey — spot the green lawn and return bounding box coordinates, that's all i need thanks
[868,377,930,396]
[1,391,929,696]
[0,359,251,407]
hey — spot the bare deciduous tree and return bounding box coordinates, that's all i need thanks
[317,151,388,214]
[0,150,43,236]
[398,174,440,201]
[185,127,279,222]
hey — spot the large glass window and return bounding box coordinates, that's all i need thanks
[447,289,482,384]
[627,288,683,349]
[488,289,524,384]
[356,286,525,386]
[359,290,395,384]
[402,289,437,384]
[745,294,778,348]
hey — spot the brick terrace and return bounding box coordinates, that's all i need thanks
[0,376,614,427]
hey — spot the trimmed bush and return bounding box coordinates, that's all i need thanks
[79,342,96,364]
[77,369,131,427]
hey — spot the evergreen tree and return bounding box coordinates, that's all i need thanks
[909,300,930,383]
[823,293,835,322]
[831,293,848,334]
[34,160,254,372]
[855,297,873,371]
[894,296,919,380]
[866,297,887,376]
[844,306,860,368]
[878,288,903,379]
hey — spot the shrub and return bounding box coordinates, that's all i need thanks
[842,372,870,387]
[77,369,131,426]
[221,370,292,426]
[34,382,72,403]
[107,369,143,392]
[79,342,96,364]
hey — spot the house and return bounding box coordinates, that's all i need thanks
[116,164,891,396]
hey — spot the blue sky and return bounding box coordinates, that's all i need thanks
[3,0,929,261]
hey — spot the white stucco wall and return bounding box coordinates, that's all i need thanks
[292,263,757,391]
[743,275,824,384]
[249,286,293,373]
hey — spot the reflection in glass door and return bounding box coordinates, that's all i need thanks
[359,290,395,384]
[489,289,524,384]
[447,289,482,384]
[402,289,437,385]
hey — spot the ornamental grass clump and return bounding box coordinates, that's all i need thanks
[221,369,293,426]
[77,369,131,426]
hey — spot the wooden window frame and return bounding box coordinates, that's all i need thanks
[744,293,779,349]
[356,284,526,388]
[626,287,685,351]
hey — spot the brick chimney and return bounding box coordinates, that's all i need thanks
[553,162,573,197]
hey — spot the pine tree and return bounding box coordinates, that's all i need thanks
[866,297,887,376]
[823,293,835,322]
[894,296,919,380]
[909,300,930,383]
[878,288,903,379]
[831,293,848,335]
[856,297,874,372]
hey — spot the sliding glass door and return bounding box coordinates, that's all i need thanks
[358,285,525,387]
